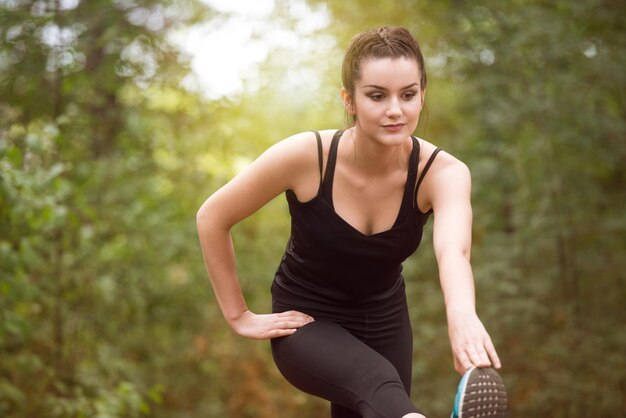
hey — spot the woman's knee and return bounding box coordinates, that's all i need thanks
[355,361,417,418]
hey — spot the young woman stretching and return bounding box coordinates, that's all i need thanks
[197,26,507,418]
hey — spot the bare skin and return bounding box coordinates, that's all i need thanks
[196,57,501,416]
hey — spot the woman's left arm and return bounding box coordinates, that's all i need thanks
[428,156,501,375]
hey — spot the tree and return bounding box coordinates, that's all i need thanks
[306,0,626,416]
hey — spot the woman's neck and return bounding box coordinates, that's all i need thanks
[344,127,412,176]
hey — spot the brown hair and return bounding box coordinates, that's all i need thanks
[341,26,427,125]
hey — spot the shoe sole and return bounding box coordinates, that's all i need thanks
[456,367,508,418]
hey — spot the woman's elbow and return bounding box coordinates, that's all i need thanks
[196,201,232,234]
[196,200,217,230]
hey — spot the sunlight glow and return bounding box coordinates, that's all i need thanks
[172,0,331,99]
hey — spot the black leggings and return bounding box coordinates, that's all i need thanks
[271,298,420,417]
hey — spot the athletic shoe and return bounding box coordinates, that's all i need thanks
[450,366,507,418]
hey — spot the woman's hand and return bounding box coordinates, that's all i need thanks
[229,310,315,340]
[447,310,501,374]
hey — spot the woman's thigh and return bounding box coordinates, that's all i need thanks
[271,320,417,418]
[362,299,414,394]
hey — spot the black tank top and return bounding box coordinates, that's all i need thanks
[272,130,441,310]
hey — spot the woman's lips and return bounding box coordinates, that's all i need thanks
[382,123,405,132]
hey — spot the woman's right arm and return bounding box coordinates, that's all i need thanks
[196,132,317,339]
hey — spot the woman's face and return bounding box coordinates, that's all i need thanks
[345,57,424,146]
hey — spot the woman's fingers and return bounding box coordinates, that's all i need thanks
[455,351,472,374]
[261,314,313,339]
[278,310,315,323]
[266,328,298,339]
[275,311,315,329]
[448,313,502,374]
[232,310,315,340]
[453,338,501,374]
[484,336,501,369]
[454,346,490,375]
[455,344,501,374]
[275,320,312,329]
[466,344,490,368]
[455,340,503,374]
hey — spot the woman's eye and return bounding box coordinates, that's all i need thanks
[369,94,384,101]
[403,92,417,100]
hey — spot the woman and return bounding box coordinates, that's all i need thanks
[196,26,506,418]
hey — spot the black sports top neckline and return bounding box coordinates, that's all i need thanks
[274,130,442,308]
[321,129,426,237]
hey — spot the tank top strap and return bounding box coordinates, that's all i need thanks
[413,147,442,207]
[394,136,420,225]
[406,136,420,195]
[312,131,323,191]
[321,129,343,204]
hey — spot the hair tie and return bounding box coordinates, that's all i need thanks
[378,27,391,46]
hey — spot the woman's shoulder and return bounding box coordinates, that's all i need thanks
[268,129,339,161]
[416,137,470,179]
[283,129,339,146]
[256,129,340,182]
[262,131,315,162]
[261,130,340,200]
[271,129,336,148]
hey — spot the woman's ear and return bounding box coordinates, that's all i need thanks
[340,87,355,115]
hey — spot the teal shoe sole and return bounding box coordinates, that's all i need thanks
[451,367,507,418]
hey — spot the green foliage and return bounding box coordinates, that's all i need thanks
[311,0,626,416]
[1,0,624,417]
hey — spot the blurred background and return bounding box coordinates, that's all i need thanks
[1,0,625,417]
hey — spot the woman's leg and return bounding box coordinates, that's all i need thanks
[362,296,415,398]
[331,404,427,418]
[331,403,362,418]
[271,320,419,418]
[330,404,427,418]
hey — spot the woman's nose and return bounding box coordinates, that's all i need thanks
[385,97,402,118]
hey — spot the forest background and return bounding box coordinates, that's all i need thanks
[1,0,625,417]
